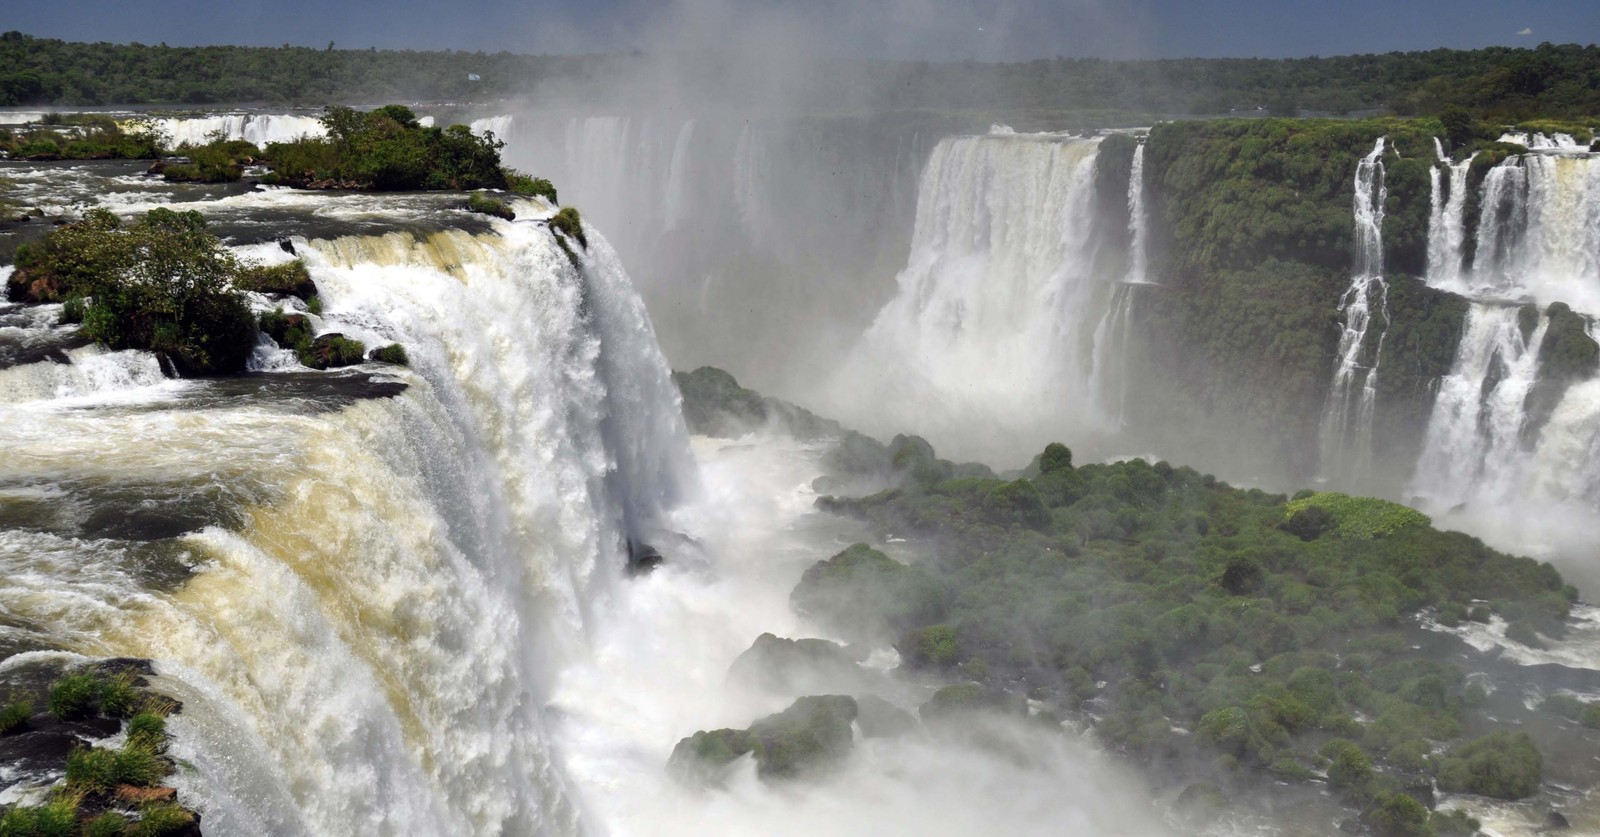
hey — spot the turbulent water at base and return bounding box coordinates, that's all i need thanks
[1316,138,1389,483]
[0,201,697,835]
[826,131,1121,463]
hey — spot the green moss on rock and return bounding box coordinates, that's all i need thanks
[790,544,945,642]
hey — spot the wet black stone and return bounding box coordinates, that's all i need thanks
[1542,810,1571,832]
[626,541,665,576]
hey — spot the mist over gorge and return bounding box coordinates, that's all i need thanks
[3,12,1600,837]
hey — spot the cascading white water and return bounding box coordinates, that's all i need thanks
[1317,137,1389,482]
[1089,141,1151,426]
[470,115,515,140]
[0,209,696,836]
[1427,150,1600,312]
[1498,131,1582,150]
[1410,304,1549,511]
[1426,137,1476,287]
[1123,142,1150,286]
[151,114,329,147]
[828,132,1114,463]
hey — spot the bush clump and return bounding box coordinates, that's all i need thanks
[369,343,409,365]
[8,208,258,374]
[505,170,557,202]
[0,700,30,734]
[0,797,79,837]
[790,543,945,642]
[1283,492,1429,539]
[263,105,507,191]
[163,138,260,182]
[465,192,514,220]
[235,259,316,300]
[1435,731,1542,800]
[548,206,586,262]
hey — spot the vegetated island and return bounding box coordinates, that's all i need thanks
[669,366,1595,837]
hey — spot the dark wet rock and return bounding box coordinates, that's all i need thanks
[626,540,664,576]
[277,238,296,255]
[854,694,917,739]
[170,371,407,413]
[727,633,873,696]
[1541,810,1571,832]
[4,267,68,303]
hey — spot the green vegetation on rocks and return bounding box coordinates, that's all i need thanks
[0,114,161,160]
[466,193,515,221]
[548,207,587,263]
[0,701,30,734]
[161,139,259,182]
[505,171,557,203]
[808,435,1571,815]
[1434,731,1543,800]
[234,259,317,300]
[1282,492,1429,539]
[668,696,859,785]
[261,105,508,191]
[8,208,259,374]
[2,667,196,836]
[789,543,944,643]
[369,344,409,366]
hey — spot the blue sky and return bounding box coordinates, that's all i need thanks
[7,0,1596,59]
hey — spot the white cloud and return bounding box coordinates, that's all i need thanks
[1517,27,1533,36]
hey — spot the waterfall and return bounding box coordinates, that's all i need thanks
[1410,304,1549,511]
[1317,138,1390,482]
[470,115,515,140]
[0,210,695,835]
[1498,131,1582,150]
[1124,142,1150,286]
[1426,137,1475,288]
[830,133,1115,463]
[151,114,329,147]
[1089,141,1150,426]
[731,123,775,248]
[1426,150,1600,312]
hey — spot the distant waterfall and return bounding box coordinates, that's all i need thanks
[1426,149,1600,312]
[1090,141,1150,426]
[1400,136,1600,551]
[1317,138,1389,481]
[0,210,695,835]
[831,132,1121,462]
[1426,137,1475,287]
[1123,142,1150,286]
